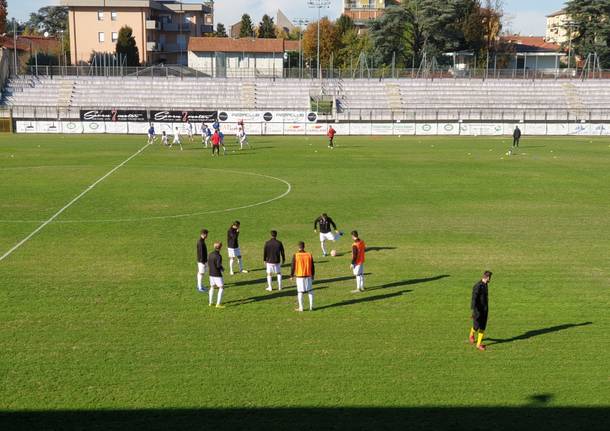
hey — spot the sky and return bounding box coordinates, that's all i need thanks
[11,0,566,36]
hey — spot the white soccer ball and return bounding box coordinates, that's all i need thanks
[330,250,337,257]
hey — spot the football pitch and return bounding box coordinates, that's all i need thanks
[1,134,608,430]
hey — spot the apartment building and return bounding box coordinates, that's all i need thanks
[342,0,399,29]
[546,9,571,45]
[61,0,214,65]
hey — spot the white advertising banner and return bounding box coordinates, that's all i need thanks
[591,124,610,136]
[306,123,327,135]
[546,123,568,136]
[393,123,416,136]
[128,122,151,135]
[569,123,591,135]
[82,122,106,134]
[437,123,460,135]
[349,123,372,135]
[284,123,306,135]
[104,122,129,134]
[218,111,317,123]
[464,123,503,136]
[503,123,521,135]
[35,121,61,133]
[525,123,547,135]
[61,121,84,134]
[416,123,438,135]
[15,121,37,133]
[244,123,263,135]
[371,123,394,135]
[332,124,351,136]
[262,122,284,135]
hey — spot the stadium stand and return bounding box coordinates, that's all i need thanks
[3,75,610,121]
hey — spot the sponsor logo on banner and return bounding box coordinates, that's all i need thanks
[218,112,229,121]
[307,112,318,122]
[150,111,218,123]
[444,124,454,132]
[218,111,318,123]
[80,109,148,122]
[263,112,274,122]
[66,122,77,130]
[422,124,432,132]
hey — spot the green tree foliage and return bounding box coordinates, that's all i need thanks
[337,28,372,70]
[115,26,140,66]
[369,6,410,67]
[258,14,276,38]
[238,14,255,38]
[565,0,610,67]
[335,14,355,39]
[0,0,7,34]
[26,52,59,66]
[27,6,68,35]
[215,23,228,37]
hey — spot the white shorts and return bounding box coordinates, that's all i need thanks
[266,263,281,275]
[173,137,180,144]
[209,276,224,288]
[296,277,313,293]
[319,232,336,242]
[197,262,207,274]
[352,264,364,276]
[228,247,241,258]
[148,133,155,139]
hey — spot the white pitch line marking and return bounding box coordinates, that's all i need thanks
[0,143,151,263]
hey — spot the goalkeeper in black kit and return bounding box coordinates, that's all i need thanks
[469,271,492,351]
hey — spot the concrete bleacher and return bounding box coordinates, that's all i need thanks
[3,75,610,121]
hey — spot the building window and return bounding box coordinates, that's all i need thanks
[111,11,117,21]
[112,32,118,42]
[98,32,105,43]
[97,11,104,21]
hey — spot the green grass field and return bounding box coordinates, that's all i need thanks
[1,134,608,430]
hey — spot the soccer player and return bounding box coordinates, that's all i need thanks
[161,131,169,146]
[327,125,336,149]
[227,221,248,275]
[186,120,194,143]
[219,130,227,155]
[513,126,521,148]
[314,213,341,257]
[263,230,285,291]
[238,128,251,150]
[208,241,225,308]
[211,129,221,156]
[147,124,156,144]
[350,230,366,293]
[212,120,220,131]
[469,271,493,351]
[290,241,315,312]
[196,229,209,293]
[201,123,211,148]
[170,127,183,151]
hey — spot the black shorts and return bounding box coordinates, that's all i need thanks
[473,312,488,331]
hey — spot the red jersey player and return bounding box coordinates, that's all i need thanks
[327,126,336,149]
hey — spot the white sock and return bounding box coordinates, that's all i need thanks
[238,257,244,272]
[321,241,327,255]
[355,277,361,290]
[197,273,203,290]
[216,288,224,305]
[229,258,234,273]
[359,275,365,291]
[308,293,314,310]
[267,274,273,289]
[297,292,304,311]
[208,287,214,305]
[277,274,282,290]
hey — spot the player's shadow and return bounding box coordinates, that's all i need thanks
[486,322,593,345]
[225,286,330,307]
[366,274,450,292]
[316,290,412,310]
[528,394,554,406]
[314,274,372,285]
[366,246,397,252]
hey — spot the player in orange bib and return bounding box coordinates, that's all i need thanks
[290,241,315,312]
[350,230,366,293]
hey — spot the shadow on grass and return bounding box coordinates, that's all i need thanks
[366,274,450,291]
[366,246,397,252]
[225,286,330,307]
[1,406,607,431]
[316,290,412,310]
[486,322,593,345]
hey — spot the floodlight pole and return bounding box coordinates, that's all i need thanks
[308,0,330,80]
[13,18,18,76]
[292,18,309,79]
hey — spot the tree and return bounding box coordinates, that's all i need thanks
[303,18,339,68]
[27,6,68,35]
[336,28,372,70]
[0,0,7,34]
[115,26,139,66]
[369,6,410,67]
[215,23,228,37]
[238,14,255,38]
[565,0,610,67]
[335,14,355,39]
[258,14,276,38]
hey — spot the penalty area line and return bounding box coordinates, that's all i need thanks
[0,143,151,263]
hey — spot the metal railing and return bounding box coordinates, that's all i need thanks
[11,65,610,81]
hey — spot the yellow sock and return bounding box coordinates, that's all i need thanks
[477,331,485,347]
[469,328,475,338]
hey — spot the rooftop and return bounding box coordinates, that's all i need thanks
[189,37,286,53]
